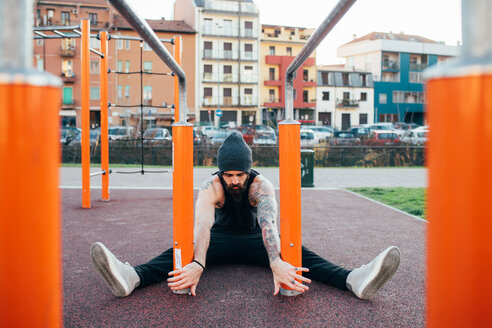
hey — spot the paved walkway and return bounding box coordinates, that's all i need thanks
[60,167,427,189]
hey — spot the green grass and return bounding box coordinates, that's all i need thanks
[348,187,427,219]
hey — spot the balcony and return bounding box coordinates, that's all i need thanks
[240,75,257,83]
[240,52,257,61]
[203,49,239,60]
[382,60,399,71]
[264,78,281,86]
[60,46,76,57]
[264,98,282,107]
[409,63,428,71]
[302,79,316,87]
[203,0,258,14]
[336,99,359,108]
[61,73,76,83]
[62,100,76,109]
[240,96,257,106]
[202,96,239,107]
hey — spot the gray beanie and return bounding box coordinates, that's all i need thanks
[217,131,252,172]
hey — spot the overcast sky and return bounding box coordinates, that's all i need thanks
[125,0,462,65]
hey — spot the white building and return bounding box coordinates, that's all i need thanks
[316,65,374,130]
[174,0,261,127]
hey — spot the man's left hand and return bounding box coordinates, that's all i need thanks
[270,258,311,295]
[168,262,204,296]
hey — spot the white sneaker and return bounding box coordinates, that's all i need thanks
[91,242,140,297]
[346,246,401,300]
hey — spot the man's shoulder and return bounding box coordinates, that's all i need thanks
[199,174,223,192]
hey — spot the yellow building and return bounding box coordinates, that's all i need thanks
[260,24,315,127]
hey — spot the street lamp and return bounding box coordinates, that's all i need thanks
[216,22,221,128]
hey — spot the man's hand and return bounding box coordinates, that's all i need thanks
[167,262,204,296]
[270,258,311,295]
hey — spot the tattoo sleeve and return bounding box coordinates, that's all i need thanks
[250,178,280,264]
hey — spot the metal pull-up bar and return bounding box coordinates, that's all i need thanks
[278,0,357,296]
[107,0,188,123]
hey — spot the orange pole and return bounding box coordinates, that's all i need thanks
[100,31,110,201]
[173,35,181,121]
[279,121,302,296]
[81,19,91,208]
[426,75,492,327]
[0,77,63,326]
[172,124,194,294]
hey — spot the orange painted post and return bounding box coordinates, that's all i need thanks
[81,19,91,208]
[426,1,492,326]
[0,0,62,325]
[100,31,110,201]
[279,121,302,296]
[172,124,194,294]
[173,35,181,120]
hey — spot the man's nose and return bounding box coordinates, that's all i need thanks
[232,177,239,184]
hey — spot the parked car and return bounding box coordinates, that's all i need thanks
[328,131,361,145]
[193,129,208,145]
[350,126,371,139]
[201,125,220,139]
[69,128,101,146]
[143,127,171,143]
[300,129,317,147]
[400,129,428,145]
[393,122,421,131]
[108,126,135,140]
[235,126,255,145]
[61,128,79,145]
[253,128,277,145]
[364,122,395,131]
[308,125,335,141]
[211,130,234,145]
[362,130,401,146]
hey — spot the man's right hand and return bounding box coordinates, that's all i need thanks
[167,261,204,296]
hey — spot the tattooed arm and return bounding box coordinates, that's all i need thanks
[168,175,223,296]
[249,175,311,295]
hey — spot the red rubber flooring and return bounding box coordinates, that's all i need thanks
[62,188,426,327]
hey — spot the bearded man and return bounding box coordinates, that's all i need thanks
[91,131,400,299]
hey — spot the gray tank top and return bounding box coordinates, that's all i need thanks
[212,170,261,234]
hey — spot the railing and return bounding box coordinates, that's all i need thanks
[409,63,428,71]
[336,99,359,108]
[60,46,76,57]
[61,73,76,82]
[382,60,399,70]
[203,0,258,14]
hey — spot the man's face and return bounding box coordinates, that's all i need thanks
[221,170,249,201]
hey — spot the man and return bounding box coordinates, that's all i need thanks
[91,131,400,299]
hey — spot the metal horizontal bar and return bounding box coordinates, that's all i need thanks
[109,34,173,43]
[89,170,106,177]
[33,24,81,31]
[90,48,104,58]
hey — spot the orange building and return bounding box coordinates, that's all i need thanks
[33,0,196,129]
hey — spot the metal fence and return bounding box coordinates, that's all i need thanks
[62,144,425,167]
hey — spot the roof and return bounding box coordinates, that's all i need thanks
[113,16,195,34]
[317,64,371,74]
[193,0,253,7]
[36,0,110,6]
[346,32,438,45]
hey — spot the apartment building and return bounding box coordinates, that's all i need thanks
[33,0,196,129]
[175,0,261,127]
[337,32,460,125]
[260,24,315,127]
[316,65,374,130]
[112,17,196,128]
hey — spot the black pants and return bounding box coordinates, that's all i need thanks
[134,230,350,290]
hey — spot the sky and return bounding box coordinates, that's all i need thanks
[125,0,462,65]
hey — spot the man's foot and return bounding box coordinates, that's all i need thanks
[346,246,401,300]
[90,242,140,297]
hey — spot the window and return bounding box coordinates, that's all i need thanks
[269,68,275,80]
[321,72,328,85]
[293,89,297,100]
[118,85,122,98]
[392,91,425,103]
[244,44,253,59]
[223,42,232,59]
[125,85,130,98]
[36,39,44,46]
[143,61,152,73]
[36,9,41,24]
[244,88,253,104]
[61,11,70,26]
[303,90,308,102]
[117,39,123,50]
[125,60,130,73]
[303,69,308,81]
[117,60,122,72]
[360,92,367,101]
[125,39,130,50]
[90,60,99,74]
[61,38,75,51]
[245,21,253,37]
[287,47,292,56]
[269,89,275,102]
[343,92,350,101]
[409,72,423,83]
[89,13,97,25]
[90,38,100,50]
[223,65,232,81]
[361,74,367,86]
[244,88,253,94]
[269,46,275,55]
[62,59,73,76]
[63,87,73,104]
[90,87,100,100]
[204,41,213,58]
[143,42,151,51]
[359,113,368,125]
[143,86,152,105]
[379,93,387,104]
[322,92,330,101]
[37,58,43,71]
[204,64,213,79]
[223,88,232,105]
[47,9,54,25]
[342,73,349,86]
[204,87,213,97]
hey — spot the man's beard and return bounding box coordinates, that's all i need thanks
[225,180,248,202]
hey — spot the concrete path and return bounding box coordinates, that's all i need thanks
[60,167,427,189]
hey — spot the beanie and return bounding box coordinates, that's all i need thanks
[217,131,252,172]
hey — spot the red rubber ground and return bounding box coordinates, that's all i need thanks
[62,188,426,327]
